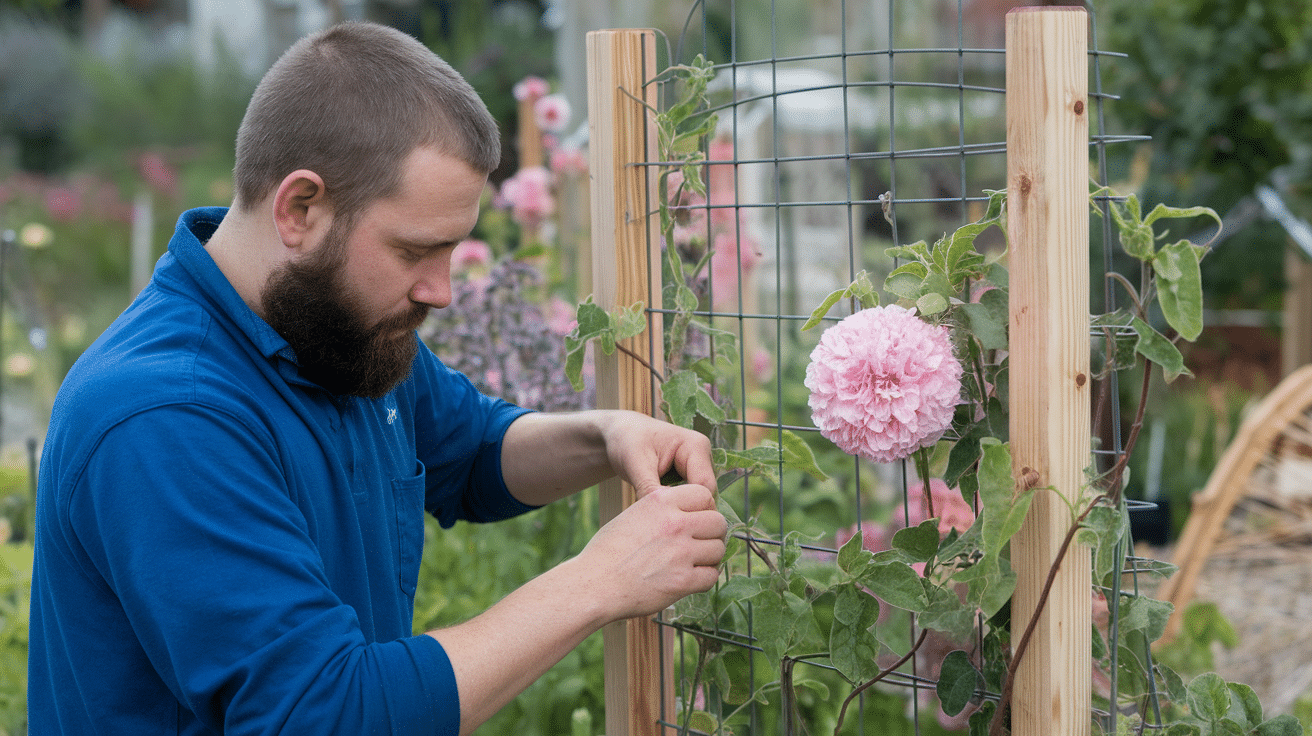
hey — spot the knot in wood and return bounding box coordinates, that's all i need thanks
[1075,372,1087,387]
[1073,99,1085,115]
[1019,466,1042,490]
[1018,174,1032,196]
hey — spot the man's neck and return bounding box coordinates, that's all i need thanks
[204,205,284,320]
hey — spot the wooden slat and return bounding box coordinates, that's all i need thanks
[585,28,669,736]
[1157,363,1312,642]
[1005,9,1092,736]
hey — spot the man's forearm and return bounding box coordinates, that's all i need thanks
[426,556,608,735]
[499,411,617,507]
[499,410,718,508]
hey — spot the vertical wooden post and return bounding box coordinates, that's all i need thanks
[586,29,670,736]
[1281,244,1312,376]
[1006,8,1092,736]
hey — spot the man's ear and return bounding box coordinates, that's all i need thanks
[271,170,331,251]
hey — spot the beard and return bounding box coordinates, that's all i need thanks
[260,221,430,399]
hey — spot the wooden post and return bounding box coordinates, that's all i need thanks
[1281,244,1312,376]
[1006,8,1092,736]
[586,29,670,736]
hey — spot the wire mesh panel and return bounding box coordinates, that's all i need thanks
[581,2,1181,734]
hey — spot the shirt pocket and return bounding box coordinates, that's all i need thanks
[393,460,426,598]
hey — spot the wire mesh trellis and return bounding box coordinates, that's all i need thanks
[584,2,1172,734]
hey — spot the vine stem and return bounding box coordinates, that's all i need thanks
[987,493,1104,736]
[833,628,930,735]
[614,341,666,384]
[914,447,935,521]
[988,359,1155,736]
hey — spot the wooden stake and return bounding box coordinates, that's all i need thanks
[1006,8,1092,736]
[586,29,670,736]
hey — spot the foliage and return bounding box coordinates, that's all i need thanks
[563,56,1302,736]
[1100,0,1312,311]
[0,539,31,736]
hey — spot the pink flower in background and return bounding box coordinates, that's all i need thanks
[901,478,975,536]
[549,146,588,175]
[751,347,773,385]
[534,93,572,133]
[513,76,549,102]
[498,166,555,229]
[709,231,762,307]
[546,297,577,335]
[805,305,962,464]
[44,186,82,222]
[706,136,739,227]
[451,239,491,273]
[137,151,179,198]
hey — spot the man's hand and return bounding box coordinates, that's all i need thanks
[573,482,727,620]
[599,412,716,499]
[501,410,717,507]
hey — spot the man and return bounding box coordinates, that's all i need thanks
[28,21,727,735]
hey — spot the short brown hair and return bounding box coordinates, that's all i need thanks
[233,21,499,223]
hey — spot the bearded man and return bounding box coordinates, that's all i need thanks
[28,21,725,735]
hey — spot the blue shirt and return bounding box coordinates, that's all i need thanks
[28,207,534,734]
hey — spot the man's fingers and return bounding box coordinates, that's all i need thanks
[658,483,717,513]
[688,507,728,541]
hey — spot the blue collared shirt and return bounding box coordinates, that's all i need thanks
[28,207,533,734]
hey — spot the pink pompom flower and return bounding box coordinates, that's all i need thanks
[805,305,962,464]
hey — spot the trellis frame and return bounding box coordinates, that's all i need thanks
[585,9,1095,735]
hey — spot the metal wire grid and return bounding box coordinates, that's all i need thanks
[629,1,1167,733]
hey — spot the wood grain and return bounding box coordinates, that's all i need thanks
[1006,8,1092,736]
[586,28,671,736]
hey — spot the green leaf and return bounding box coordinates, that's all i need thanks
[802,287,850,332]
[945,421,988,488]
[774,429,830,482]
[836,525,874,576]
[1119,595,1174,645]
[1254,715,1305,736]
[1187,673,1231,722]
[968,700,996,736]
[713,447,781,485]
[918,582,978,638]
[800,271,879,330]
[1142,202,1222,234]
[1162,725,1203,736]
[1131,316,1191,382]
[958,287,1009,351]
[978,439,1034,565]
[1214,718,1248,736]
[891,519,941,564]
[1156,662,1188,705]
[684,711,719,735]
[1227,682,1263,729]
[886,269,926,301]
[936,650,984,716]
[916,291,949,316]
[859,561,929,613]
[717,574,770,610]
[1153,240,1205,341]
[830,583,883,683]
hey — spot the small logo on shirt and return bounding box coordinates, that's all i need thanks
[386,407,398,424]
